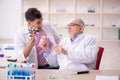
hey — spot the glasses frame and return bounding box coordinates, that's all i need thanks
[66,23,82,28]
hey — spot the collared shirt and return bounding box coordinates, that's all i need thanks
[71,33,81,42]
[35,29,52,66]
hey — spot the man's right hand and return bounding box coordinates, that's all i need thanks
[28,34,36,47]
[23,34,36,58]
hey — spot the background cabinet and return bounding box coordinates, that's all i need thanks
[22,0,120,41]
[102,0,120,41]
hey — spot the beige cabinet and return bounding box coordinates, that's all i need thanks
[22,0,120,40]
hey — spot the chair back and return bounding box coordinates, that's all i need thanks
[95,47,104,70]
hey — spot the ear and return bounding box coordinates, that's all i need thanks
[28,21,32,26]
[80,27,84,33]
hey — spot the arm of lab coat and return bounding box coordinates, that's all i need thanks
[66,38,99,64]
[44,50,59,67]
[51,26,61,44]
[13,31,26,62]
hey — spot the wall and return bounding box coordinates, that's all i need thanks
[0,0,21,43]
[99,41,120,70]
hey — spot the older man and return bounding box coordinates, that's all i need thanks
[40,18,99,71]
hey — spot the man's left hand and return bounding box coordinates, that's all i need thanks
[52,45,67,55]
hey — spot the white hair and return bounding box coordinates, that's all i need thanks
[76,18,85,27]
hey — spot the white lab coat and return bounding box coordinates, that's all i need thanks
[46,33,99,71]
[13,21,60,68]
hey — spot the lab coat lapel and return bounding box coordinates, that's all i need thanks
[42,26,56,45]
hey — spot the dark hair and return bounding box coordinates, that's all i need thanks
[25,8,42,21]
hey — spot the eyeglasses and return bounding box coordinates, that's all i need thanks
[67,23,81,27]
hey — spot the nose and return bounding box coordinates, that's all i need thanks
[65,26,71,29]
[39,23,43,27]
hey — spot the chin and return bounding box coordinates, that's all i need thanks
[68,30,71,33]
[38,27,42,31]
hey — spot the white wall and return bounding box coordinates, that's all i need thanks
[0,0,21,43]
[99,41,120,70]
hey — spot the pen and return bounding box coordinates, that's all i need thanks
[77,70,89,74]
[63,70,89,76]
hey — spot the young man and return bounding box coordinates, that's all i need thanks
[40,18,99,71]
[14,8,60,69]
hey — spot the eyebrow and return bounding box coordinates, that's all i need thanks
[71,23,82,26]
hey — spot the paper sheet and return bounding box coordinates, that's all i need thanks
[96,75,119,80]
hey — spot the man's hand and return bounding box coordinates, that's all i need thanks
[28,34,36,47]
[23,34,36,58]
[52,45,67,55]
[39,36,49,51]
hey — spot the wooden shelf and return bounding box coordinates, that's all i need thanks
[102,27,120,29]
[101,40,120,42]
[102,13,120,15]
[49,12,74,15]
[52,25,67,28]
[85,27,100,28]
[21,0,120,41]
[76,13,100,15]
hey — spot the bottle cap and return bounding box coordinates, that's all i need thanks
[14,64,17,67]
[32,64,35,68]
[20,64,23,68]
[0,54,4,57]
[8,64,10,67]
[31,63,35,68]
